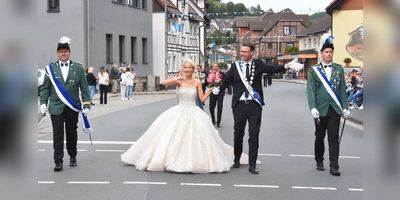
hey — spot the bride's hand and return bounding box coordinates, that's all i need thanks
[206,87,212,93]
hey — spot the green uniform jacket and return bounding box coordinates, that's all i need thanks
[40,60,91,115]
[306,63,348,117]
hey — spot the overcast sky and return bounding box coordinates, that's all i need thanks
[221,0,334,14]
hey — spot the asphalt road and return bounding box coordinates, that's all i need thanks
[38,81,363,200]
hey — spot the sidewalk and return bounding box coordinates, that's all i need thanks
[93,80,363,125]
[275,79,363,125]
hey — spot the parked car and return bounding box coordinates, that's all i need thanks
[38,69,45,95]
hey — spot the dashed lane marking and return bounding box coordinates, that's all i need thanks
[181,183,221,187]
[38,181,55,184]
[290,154,361,159]
[348,188,363,192]
[234,184,279,188]
[96,150,125,152]
[292,186,337,191]
[123,182,167,185]
[258,154,281,157]
[38,140,135,145]
[68,181,110,184]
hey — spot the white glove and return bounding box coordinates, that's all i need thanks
[40,104,47,115]
[81,108,90,116]
[288,59,304,71]
[342,109,350,119]
[310,108,320,119]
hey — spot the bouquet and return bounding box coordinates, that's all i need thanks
[207,70,223,87]
[207,70,223,94]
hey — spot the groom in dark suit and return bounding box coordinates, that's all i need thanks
[222,42,302,174]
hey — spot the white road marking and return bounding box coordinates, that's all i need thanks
[68,181,110,184]
[292,186,337,191]
[349,188,363,192]
[96,150,125,152]
[289,154,361,159]
[38,181,54,184]
[38,140,135,145]
[234,184,279,188]
[38,149,45,152]
[123,182,167,185]
[181,183,221,187]
[258,154,281,157]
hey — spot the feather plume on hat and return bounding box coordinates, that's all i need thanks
[57,35,71,51]
[319,33,334,52]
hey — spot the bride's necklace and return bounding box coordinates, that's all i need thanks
[184,77,193,84]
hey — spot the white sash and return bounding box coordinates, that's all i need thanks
[313,66,342,110]
[46,63,93,134]
[235,61,263,106]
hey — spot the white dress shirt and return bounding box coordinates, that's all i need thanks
[59,60,70,82]
[239,61,253,101]
[322,62,333,80]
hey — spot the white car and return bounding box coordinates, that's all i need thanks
[38,69,45,95]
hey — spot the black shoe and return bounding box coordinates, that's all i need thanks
[249,165,259,174]
[54,162,63,172]
[91,102,95,105]
[330,167,340,176]
[217,123,221,128]
[212,119,216,125]
[70,157,77,167]
[316,162,325,171]
[233,160,240,168]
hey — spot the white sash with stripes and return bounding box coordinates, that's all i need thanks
[46,64,93,134]
[313,66,342,110]
[236,61,263,106]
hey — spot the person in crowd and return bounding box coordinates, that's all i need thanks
[40,36,91,171]
[306,34,350,176]
[125,66,134,100]
[208,62,226,128]
[110,64,119,93]
[86,67,97,105]
[98,66,109,106]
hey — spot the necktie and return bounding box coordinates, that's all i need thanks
[245,63,250,98]
[61,63,68,67]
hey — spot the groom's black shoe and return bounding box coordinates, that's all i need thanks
[249,165,259,174]
[54,161,63,172]
[316,162,325,171]
[233,157,240,168]
[330,167,340,176]
[70,157,77,167]
[217,123,221,128]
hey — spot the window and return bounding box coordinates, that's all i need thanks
[142,0,147,10]
[47,0,60,12]
[172,55,176,71]
[142,38,148,63]
[268,43,272,49]
[313,37,317,48]
[308,38,311,49]
[286,43,294,47]
[283,26,297,36]
[113,0,123,4]
[130,0,139,7]
[131,37,137,63]
[106,34,113,63]
[304,39,307,49]
[119,35,125,63]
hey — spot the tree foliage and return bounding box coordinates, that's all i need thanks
[284,46,299,54]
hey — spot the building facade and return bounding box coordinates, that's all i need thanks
[38,0,153,77]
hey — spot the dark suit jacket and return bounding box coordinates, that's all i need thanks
[222,59,286,108]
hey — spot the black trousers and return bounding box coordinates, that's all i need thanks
[51,106,79,163]
[99,84,108,104]
[233,101,262,166]
[314,106,341,168]
[209,93,224,124]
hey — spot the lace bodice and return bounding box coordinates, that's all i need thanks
[177,87,197,107]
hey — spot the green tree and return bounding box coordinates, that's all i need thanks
[284,46,299,54]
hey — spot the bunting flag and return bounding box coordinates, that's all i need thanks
[206,34,309,40]
[207,41,217,48]
[171,22,183,35]
[166,9,324,19]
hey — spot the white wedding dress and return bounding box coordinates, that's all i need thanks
[121,87,254,173]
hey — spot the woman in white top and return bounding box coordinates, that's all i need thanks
[125,66,135,100]
[98,66,109,106]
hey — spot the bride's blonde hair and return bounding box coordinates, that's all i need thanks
[183,59,196,69]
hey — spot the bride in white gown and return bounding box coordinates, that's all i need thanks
[121,60,255,173]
